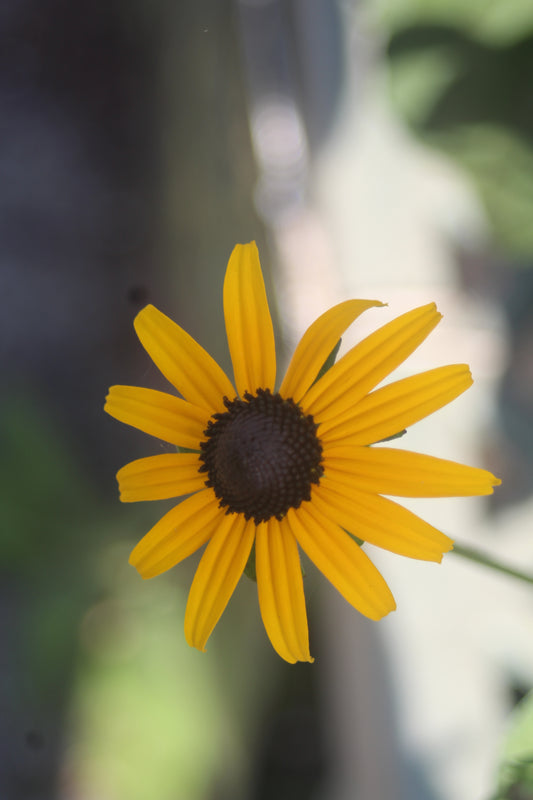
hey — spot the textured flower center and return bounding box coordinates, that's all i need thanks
[199,388,323,524]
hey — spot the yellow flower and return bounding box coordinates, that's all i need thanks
[105,242,500,663]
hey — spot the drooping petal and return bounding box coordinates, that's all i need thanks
[129,488,222,579]
[313,479,453,561]
[223,242,276,396]
[322,446,501,497]
[279,299,384,404]
[134,305,235,413]
[286,503,396,621]
[105,386,208,450]
[184,514,255,652]
[256,518,313,663]
[301,303,441,421]
[318,364,472,445]
[117,453,205,502]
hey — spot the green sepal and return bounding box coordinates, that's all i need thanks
[244,541,257,582]
[344,528,364,547]
[374,429,407,444]
[175,445,200,454]
[313,338,342,385]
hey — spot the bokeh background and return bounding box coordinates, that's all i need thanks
[2,1,533,798]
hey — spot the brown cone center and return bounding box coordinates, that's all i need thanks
[199,389,323,524]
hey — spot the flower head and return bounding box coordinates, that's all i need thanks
[105,242,500,663]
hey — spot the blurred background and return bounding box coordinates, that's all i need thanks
[2,0,533,798]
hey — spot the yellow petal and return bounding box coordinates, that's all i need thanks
[319,364,472,444]
[286,502,396,621]
[255,519,313,663]
[223,242,276,396]
[129,489,222,578]
[302,303,441,421]
[279,299,384,404]
[314,479,453,561]
[323,446,500,497]
[117,453,205,502]
[184,514,254,652]
[104,385,208,450]
[133,305,235,413]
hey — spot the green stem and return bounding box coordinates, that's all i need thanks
[452,542,533,587]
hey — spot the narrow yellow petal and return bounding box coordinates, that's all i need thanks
[279,299,384,404]
[323,446,501,497]
[129,489,222,579]
[104,385,208,450]
[117,453,205,502]
[286,502,396,621]
[314,480,453,561]
[301,303,441,421]
[134,305,235,413]
[184,514,254,652]
[318,364,472,444]
[277,518,312,661]
[255,522,294,663]
[256,520,313,663]
[223,242,276,396]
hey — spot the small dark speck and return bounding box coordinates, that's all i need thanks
[25,730,45,750]
[127,285,149,306]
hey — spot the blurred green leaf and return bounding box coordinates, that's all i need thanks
[494,689,533,799]
[386,18,533,257]
[0,393,92,567]
[387,45,461,126]
[70,562,243,800]
[432,125,533,257]
[377,0,533,45]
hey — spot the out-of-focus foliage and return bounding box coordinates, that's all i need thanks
[380,0,533,258]
[376,0,533,44]
[68,546,242,800]
[0,392,106,796]
[494,689,533,799]
[1,394,91,569]
[0,0,267,796]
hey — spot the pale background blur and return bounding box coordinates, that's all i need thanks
[2,2,533,799]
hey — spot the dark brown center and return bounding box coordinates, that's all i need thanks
[199,388,323,524]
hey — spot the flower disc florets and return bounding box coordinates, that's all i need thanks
[199,388,324,524]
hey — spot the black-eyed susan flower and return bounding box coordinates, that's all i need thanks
[104,242,500,663]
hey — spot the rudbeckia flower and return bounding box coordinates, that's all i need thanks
[105,242,500,663]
